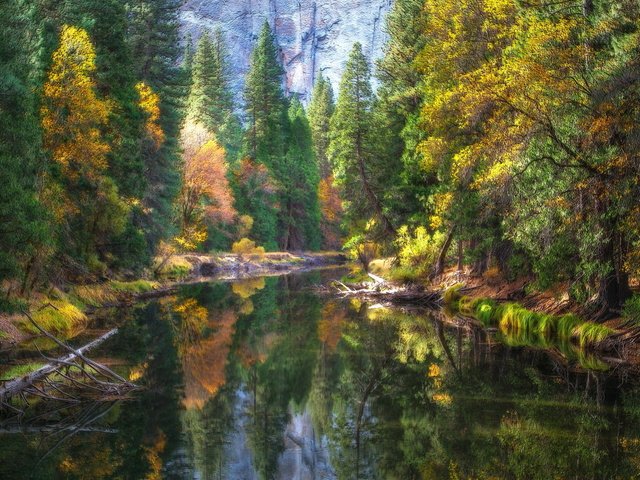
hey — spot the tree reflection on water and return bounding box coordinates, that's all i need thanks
[2,270,640,479]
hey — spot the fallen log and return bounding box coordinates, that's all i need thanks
[0,328,118,403]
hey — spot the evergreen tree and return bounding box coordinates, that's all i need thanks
[279,99,322,250]
[65,0,150,268]
[0,0,49,297]
[243,21,288,167]
[308,73,335,179]
[127,0,182,249]
[374,0,430,229]
[187,29,242,162]
[241,22,289,249]
[329,43,395,237]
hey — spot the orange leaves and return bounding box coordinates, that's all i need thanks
[318,175,343,248]
[181,307,238,410]
[235,157,277,196]
[178,121,237,248]
[41,25,110,182]
[136,82,164,149]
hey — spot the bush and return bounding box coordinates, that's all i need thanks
[343,235,380,271]
[395,226,444,274]
[232,238,266,258]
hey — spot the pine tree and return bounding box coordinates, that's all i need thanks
[308,73,335,179]
[329,43,395,237]
[241,21,289,249]
[374,0,430,229]
[0,0,49,297]
[243,21,288,167]
[186,29,241,160]
[126,0,182,249]
[63,0,152,268]
[279,99,322,250]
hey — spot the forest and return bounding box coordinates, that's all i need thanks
[2,0,640,323]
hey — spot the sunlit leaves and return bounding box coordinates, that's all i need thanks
[42,25,110,182]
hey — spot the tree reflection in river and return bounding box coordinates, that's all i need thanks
[3,269,640,479]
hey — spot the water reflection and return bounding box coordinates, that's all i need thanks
[2,269,640,479]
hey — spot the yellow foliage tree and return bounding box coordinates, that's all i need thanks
[42,25,110,182]
[136,81,165,150]
[41,25,128,267]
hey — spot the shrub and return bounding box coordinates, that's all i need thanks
[232,238,266,258]
[395,226,444,272]
[343,235,380,271]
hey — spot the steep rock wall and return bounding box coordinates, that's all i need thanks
[180,0,392,104]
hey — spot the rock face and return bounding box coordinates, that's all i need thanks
[180,0,392,104]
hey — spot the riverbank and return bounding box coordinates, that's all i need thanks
[0,251,346,349]
[340,264,640,367]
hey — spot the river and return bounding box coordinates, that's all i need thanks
[1,268,640,479]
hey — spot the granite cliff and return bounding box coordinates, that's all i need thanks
[180,0,392,104]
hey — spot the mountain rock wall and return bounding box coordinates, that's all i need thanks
[180,0,392,104]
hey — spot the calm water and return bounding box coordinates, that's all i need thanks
[2,269,640,479]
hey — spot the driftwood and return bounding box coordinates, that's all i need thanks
[0,310,138,409]
[322,273,442,307]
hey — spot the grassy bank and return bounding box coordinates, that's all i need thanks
[444,284,616,349]
[2,279,160,343]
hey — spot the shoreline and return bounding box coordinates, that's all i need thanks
[0,252,347,349]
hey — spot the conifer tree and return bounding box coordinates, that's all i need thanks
[308,73,335,179]
[186,29,242,161]
[279,99,322,250]
[126,0,182,248]
[241,22,288,248]
[244,21,288,167]
[329,43,395,237]
[0,0,49,295]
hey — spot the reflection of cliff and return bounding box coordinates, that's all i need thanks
[180,0,393,102]
[182,309,238,410]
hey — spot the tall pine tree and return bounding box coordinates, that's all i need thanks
[241,22,289,249]
[329,43,395,237]
[126,0,182,249]
[279,99,322,250]
[243,22,288,167]
[0,0,50,297]
[308,73,335,179]
[186,29,242,162]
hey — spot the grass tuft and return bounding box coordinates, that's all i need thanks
[573,322,615,348]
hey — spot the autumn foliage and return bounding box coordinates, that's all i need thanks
[42,25,110,182]
[177,121,236,249]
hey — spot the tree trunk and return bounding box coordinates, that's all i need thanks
[435,225,455,276]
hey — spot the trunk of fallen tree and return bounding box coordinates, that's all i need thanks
[1,310,138,407]
[0,328,119,403]
[325,273,442,307]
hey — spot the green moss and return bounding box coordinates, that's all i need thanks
[443,283,465,304]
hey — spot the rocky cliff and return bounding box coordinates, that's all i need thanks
[180,0,392,104]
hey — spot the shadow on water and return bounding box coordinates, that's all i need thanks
[2,267,640,479]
